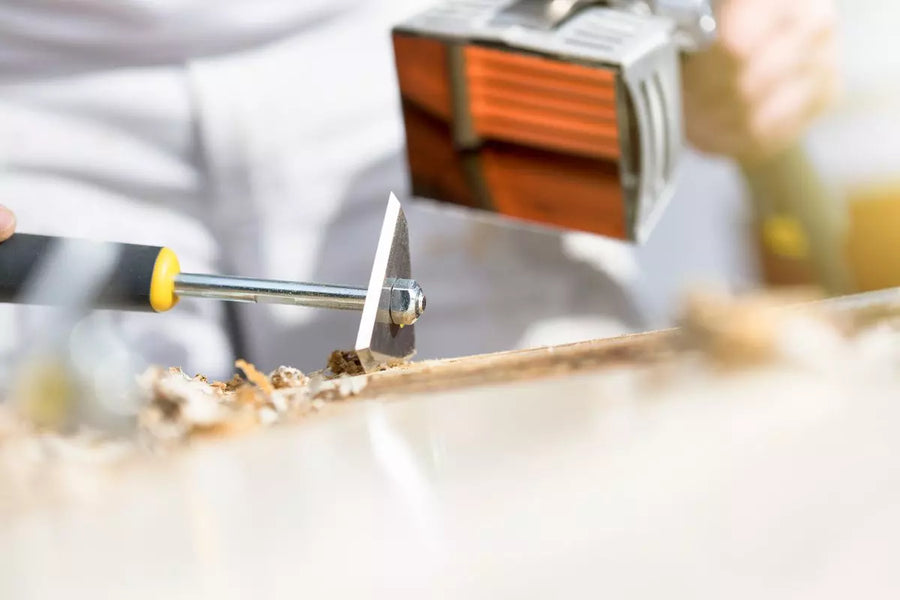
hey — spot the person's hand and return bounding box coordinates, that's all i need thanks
[681,0,841,164]
[0,205,15,242]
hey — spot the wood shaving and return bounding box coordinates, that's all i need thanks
[234,384,263,408]
[235,359,275,395]
[137,367,251,446]
[211,374,245,392]
[337,374,368,397]
[679,288,839,368]
[680,291,781,366]
[270,366,308,389]
[326,350,410,377]
[328,350,365,376]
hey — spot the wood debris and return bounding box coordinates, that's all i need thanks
[270,366,308,389]
[0,352,380,503]
[136,366,320,447]
[235,359,274,395]
[328,350,366,376]
[678,288,838,368]
[137,367,255,446]
[4,287,899,507]
[134,357,375,447]
[327,350,410,377]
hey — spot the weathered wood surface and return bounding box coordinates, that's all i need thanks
[358,329,676,399]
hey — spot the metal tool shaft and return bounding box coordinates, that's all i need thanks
[174,272,426,326]
[174,273,367,311]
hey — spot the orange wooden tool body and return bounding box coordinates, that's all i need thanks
[394,33,630,239]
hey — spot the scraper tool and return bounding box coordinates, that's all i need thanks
[0,194,425,370]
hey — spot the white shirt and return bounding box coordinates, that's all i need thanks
[0,0,354,77]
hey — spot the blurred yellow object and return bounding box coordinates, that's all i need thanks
[12,357,77,430]
[847,181,900,292]
[762,215,811,260]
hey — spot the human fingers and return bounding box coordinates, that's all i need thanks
[749,35,841,146]
[686,27,840,159]
[715,0,789,63]
[684,0,835,103]
[738,2,838,105]
[0,205,16,242]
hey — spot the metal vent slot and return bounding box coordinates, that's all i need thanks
[638,80,658,194]
[651,73,672,181]
[644,78,667,188]
[563,11,639,55]
[582,12,640,34]
[422,0,501,23]
[564,37,615,53]
[632,72,668,237]
[571,28,628,45]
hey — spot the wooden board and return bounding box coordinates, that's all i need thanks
[357,329,675,398]
[4,299,900,598]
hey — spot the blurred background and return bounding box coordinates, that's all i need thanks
[809,0,900,293]
[630,0,900,322]
[0,0,898,377]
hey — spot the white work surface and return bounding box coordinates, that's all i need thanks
[2,347,898,599]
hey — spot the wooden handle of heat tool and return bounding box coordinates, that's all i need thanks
[0,234,181,312]
[741,143,851,294]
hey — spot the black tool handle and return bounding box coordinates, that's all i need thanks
[0,234,164,311]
